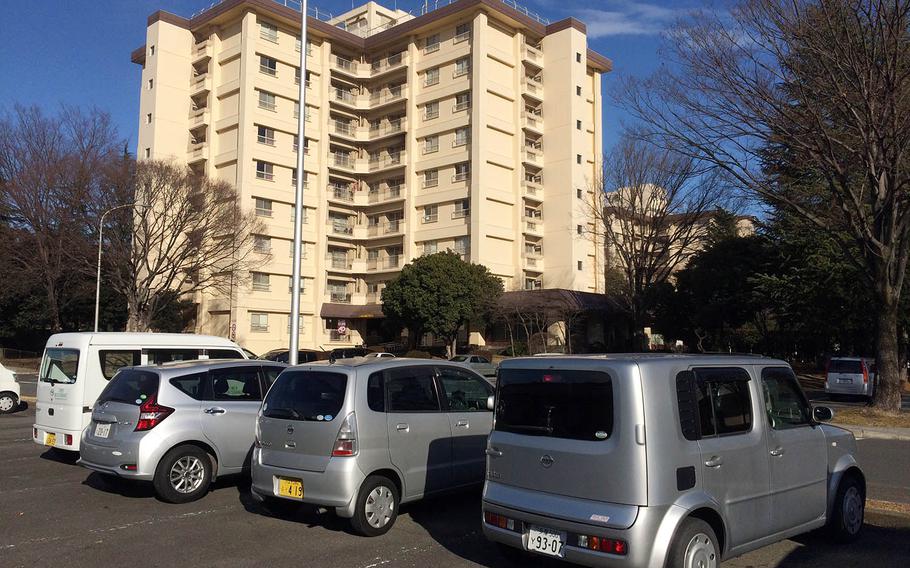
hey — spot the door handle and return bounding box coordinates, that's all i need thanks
[455,420,469,428]
[485,447,503,457]
[704,456,723,468]
[396,423,409,432]
[204,407,226,415]
[770,447,785,457]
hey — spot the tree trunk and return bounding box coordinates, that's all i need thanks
[447,336,457,359]
[873,286,903,412]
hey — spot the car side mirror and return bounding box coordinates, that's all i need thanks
[487,395,495,411]
[813,406,834,423]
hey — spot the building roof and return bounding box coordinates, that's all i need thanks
[131,0,612,71]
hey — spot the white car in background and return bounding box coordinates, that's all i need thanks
[0,362,21,413]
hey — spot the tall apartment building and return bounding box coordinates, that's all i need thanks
[131,0,611,353]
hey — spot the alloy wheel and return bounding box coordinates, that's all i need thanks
[169,455,205,494]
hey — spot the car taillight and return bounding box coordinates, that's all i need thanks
[331,412,357,457]
[577,535,628,555]
[484,511,518,531]
[135,394,173,431]
[64,434,73,446]
[862,361,869,384]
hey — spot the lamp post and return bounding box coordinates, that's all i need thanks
[94,203,147,332]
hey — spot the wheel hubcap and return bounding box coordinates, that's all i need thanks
[684,532,718,568]
[0,396,13,411]
[364,485,395,528]
[169,456,205,494]
[843,486,864,534]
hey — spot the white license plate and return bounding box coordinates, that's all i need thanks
[837,378,852,383]
[94,423,111,439]
[527,526,566,558]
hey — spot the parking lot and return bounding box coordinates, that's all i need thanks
[2,406,909,567]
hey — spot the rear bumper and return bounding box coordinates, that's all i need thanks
[250,447,365,518]
[825,382,872,396]
[33,424,81,452]
[78,430,153,480]
[482,493,670,568]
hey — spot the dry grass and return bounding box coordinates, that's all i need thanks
[831,407,910,429]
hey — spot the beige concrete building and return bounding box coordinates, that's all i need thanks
[131,0,611,353]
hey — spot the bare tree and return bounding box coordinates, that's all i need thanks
[619,0,910,410]
[584,136,730,350]
[0,105,120,331]
[103,160,267,331]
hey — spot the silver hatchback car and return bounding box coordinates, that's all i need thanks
[483,355,865,568]
[79,360,286,503]
[250,358,494,536]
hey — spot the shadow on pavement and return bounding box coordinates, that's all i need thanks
[39,447,80,465]
[776,518,910,567]
[235,483,353,534]
[82,471,157,498]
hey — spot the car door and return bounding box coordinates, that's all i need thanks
[384,365,452,499]
[693,367,772,548]
[436,365,494,487]
[200,365,263,472]
[760,366,828,533]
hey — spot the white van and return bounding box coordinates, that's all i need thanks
[34,333,247,452]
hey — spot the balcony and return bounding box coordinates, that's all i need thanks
[326,254,353,270]
[522,146,543,166]
[189,106,210,127]
[331,153,358,171]
[328,291,352,304]
[368,151,404,172]
[523,219,544,235]
[452,209,469,220]
[367,184,404,203]
[367,219,404,237]
[187,141,207,163]
[369,118,405,139]
[328,184,355,203]
[330,120,358,138]
[192,39,212,62]
[522,178,544,201]
[367,255,402,270]
[328,221,354,236]
[370,52,407,76]
[522,42,543,68]
[191,72,211,95]
[370,86,407,107]
[522,111,544,133]
[331,56,365,77]
[524,257,543,271]
[452,171,470,184]
[522,77,544,101]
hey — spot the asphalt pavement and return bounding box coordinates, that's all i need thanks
[2,406,909,567]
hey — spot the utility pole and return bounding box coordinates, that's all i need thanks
[289,0,309,365]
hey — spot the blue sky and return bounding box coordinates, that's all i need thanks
[0,0,700,154]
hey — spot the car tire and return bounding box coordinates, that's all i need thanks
[667,518,720,568]
[0,392,18,413]
[828,474,865,543]
[350,475,400,537]
[153,445,213,504]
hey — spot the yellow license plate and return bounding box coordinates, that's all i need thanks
[278,478,303,499]
[46,433,56,447]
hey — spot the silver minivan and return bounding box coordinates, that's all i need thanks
[79,360,286,503]
[482,355,865,568]
[825,357,876,399]
[250,358,494,536]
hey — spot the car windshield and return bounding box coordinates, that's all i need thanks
[451,356,469,362]
[495,368,614,441]
[39,348,80,384]
[829,359,863,374]
[97,370,159,405]
[262,370,347,421]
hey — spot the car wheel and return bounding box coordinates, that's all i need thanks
[153,445,213,504]
[0,392,18,413]
[667,518,720,568]
[350,475,399,537]
[828,475,864,542]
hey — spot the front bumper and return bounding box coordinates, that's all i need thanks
[250,447,365,518]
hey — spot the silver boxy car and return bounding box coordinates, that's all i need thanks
[450,355,497,377]
[482,355,865,568]
[250,358,494,536]
[825,357,876,399]
[79,360,286,503]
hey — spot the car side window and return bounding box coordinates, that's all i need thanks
[206,349,244,359]
[170,372,207,400]
[692,367,753,437]
[476,357,490,364]
[210,367,262,401]
[437,366,493,412]
[261,366,284,388]
[146,348,200,364]
[368,372,385,412]
[761,367,811,430]
[385,366,440,412]
[98,350,141,380]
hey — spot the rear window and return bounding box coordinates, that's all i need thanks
[262,370,347,421]
[495,368,613,441]
[97,370,159,405]
[829,359,863,374]
[40,348,80,384]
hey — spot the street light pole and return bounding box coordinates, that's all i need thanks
[289,0,309,365]
[94,203,146,332]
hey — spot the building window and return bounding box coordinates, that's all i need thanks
[146,113,152,124]
[453,162,470,183]
[576,52,582,63]
[255,198,272,217]
[147,79,153,90]
[254,235,271,252]
[454,92,471,112]
[149,45,155,56]
[423,204,438,223]
[525,278,541,290]
[577,225,583,235]
[424,33,440,53]
[423,240,438,255]
[454,57,471,77]
[258,90,276,111]
[260,21,279,43]
[291,168,298,186]
[577,154,582,164]
[576,120,582,130]
[454,236,469,257]
[425,67,440,87]
[577,86,582,96]
[260,55,277,77]
[454,127,470,147]
[424,101,439,120]
[255,161,274,181]
[250,312,269,332]
[294,101,301,119]
[578,261,583,271]
[454,23,471,43]
[144,148,150,159]
[295,35,302,52]
[453,199,469,219]
[252,272,270,291]
[423,135,439,154]
[577,188,583,199]
[257,125,275,146]
[423,169,439,188]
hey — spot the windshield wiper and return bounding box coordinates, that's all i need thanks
[502,424,553,434]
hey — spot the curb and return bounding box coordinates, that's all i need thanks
[834,424,910,442]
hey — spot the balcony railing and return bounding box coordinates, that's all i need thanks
[453,100,470,112]
[525,220,542,233]
[329,184,355,202]
[452,171,470,183]
[334,88,357,104]
[367,220,403,236]
[371,52,406,73]
[368,185,403,203]
[259,64,277,77]
[329,221,354,235]
[523,42,543,65]
[452,209,469,219]
[367,255,402,270]
[332,153,356,168]
[332,121,355,136]
[333,56,357,73]
[257,135,275,146]
[329,292,352,304]
[369,152,403,171]
[369,119,404,138]
[259,100,277,112]
[370,87,404,105]
[327,254,353,270]
[422,212,438,223]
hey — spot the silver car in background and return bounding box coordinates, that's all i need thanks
[825,357,876,400]
[449,355,497,377]
[79,359,286,503]
[251,358,494,536]
[483,355,865,568]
